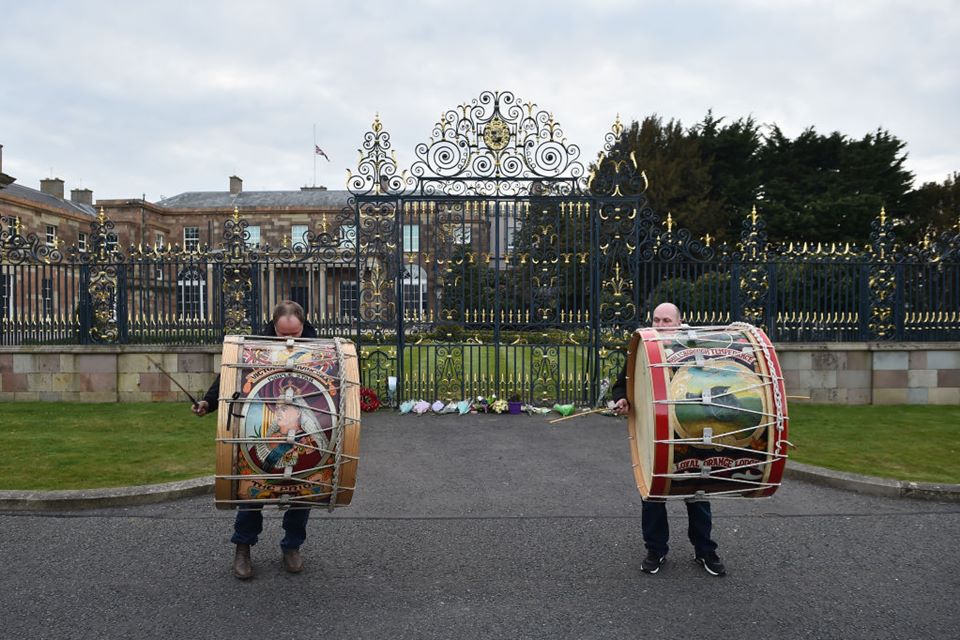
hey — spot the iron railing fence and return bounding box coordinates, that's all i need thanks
[3,90,958,404]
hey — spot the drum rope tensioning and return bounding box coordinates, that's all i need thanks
[626,322,791,501]
[214,335,361,512]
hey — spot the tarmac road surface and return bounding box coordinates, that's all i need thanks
[2,412,957,639]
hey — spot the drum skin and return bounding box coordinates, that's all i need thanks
[626,324,789,499]
[215,336,360,510]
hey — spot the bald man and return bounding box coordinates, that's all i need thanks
[610,302,726,577]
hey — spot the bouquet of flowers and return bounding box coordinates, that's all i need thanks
[360,386,381,412]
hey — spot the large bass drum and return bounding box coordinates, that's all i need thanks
[214,335,360,510]
[626,323,789,500]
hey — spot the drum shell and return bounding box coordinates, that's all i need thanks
[626,324,789,499]
[215,335,361,510]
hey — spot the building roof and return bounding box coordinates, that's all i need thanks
[156,189,353,210]
[0,183,96,217]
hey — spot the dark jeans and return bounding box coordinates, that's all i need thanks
[641,498,717,557]
[231,507,310,550]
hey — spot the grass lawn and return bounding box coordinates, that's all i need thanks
[0,402,956,490]
[0,403,215,490]
[788,404,960,484]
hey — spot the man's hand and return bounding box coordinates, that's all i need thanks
[613,398,630,415]
[193,400,210,417]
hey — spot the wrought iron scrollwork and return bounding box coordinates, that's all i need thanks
[1,216,63,264]
[409,90,585,196]
[735,205,769,327]
[589,115,650,197]
[347,114,408,196]
[868,207,897,339]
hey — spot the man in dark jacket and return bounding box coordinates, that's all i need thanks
[194,300,318,580]
[610,302,725,577]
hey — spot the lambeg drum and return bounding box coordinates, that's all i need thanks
[215,335,361,510]
[626,322,789,500]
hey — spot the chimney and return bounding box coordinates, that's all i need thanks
[229,175,242,194]
[71,188,94,205]
[40,178,65,199]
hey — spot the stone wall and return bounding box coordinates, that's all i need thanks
[1,342,958,404]
[0,346,220,403]
[777,343,960,405]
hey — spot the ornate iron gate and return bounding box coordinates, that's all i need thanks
[341,91,680,406]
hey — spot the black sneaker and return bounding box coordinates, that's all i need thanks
[640,551,665,574]
[695,552,726,576]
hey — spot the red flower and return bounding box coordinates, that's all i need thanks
[360,386,380,412]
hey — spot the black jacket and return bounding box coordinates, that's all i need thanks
[201,321,319,410]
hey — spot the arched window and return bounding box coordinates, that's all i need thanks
[177,268,206,318]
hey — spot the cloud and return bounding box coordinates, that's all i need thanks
[0,0,956,198]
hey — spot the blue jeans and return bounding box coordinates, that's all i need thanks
[231,507,310,550]
[641,499,717,557]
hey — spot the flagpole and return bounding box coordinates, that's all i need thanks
[313,124,317,187]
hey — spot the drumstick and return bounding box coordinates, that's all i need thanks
[548,407,609,423]
[146,355,199,406]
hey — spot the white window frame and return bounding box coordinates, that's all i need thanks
[1,273,14,319]
[41,277,53,317]
[177,268,206,318]
[78,232,87,252]
[339,280,359,320]
[106,232,118,251]
[402,224,420,253]
[246,225,261,248]
[183,227,200,251]
[338,224,357,248]
[505,218,521,253]
[402,265,427,316]
[155,232,165,248]
[292,224,309,249]
[452,226,471,245]
[45,225,57,247]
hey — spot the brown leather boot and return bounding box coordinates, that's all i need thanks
[233,543,253,580]
[282,548,303,573]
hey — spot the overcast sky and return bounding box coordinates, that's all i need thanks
[1,0,957,203]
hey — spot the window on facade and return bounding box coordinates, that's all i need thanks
[505,218,521,253]
[177,268,206,318]
[78,232,87,252]
[338,224,356,248]
[246,225,261,248]
[184,227,200,251]
[292,224,309,249]
[45,225,57,247]
[42,278,53,317]
[402,265,427,317]
[451,226,471,245]
[156,232,165,248]
[1,273,14,319]
[339,281,359,320]
[107,233,118,251]
[402,224,420,252]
